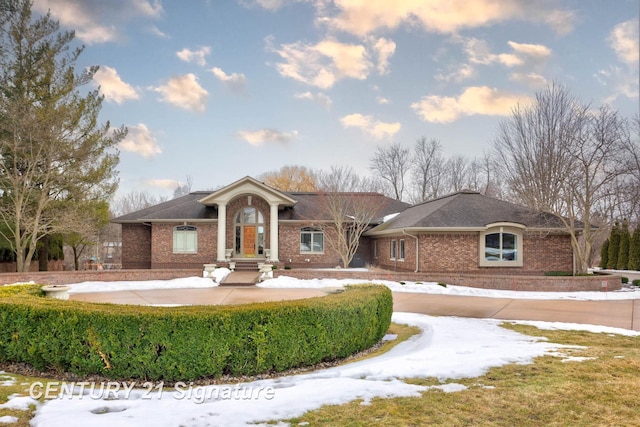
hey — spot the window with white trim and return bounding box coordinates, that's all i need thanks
[173,225,197,253]
[399,239,405,260]
[479,227,523,267]
[391,240,397,260]
[300,227,324,253]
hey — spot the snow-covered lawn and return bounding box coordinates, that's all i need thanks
[13,312,637,427]
[1,273,637,426]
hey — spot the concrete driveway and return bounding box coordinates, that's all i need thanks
[70,286,640,332]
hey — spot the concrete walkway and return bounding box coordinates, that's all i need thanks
[70,287,640,332]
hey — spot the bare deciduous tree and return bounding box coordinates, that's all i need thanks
[445,155,469,193]
[111,190,168,217]
[369,142,410,201]
[493,83,629,273]
[173,175,194,199]
[410,137,444,203]
[315,166,386,268]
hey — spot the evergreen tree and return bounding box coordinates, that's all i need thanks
[617,221,630,270]
[629,226,640,271]
[599,239,609,269]
[0,0,124,271]
[607,222,620,269]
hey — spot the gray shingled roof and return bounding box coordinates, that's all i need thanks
[112,192,217,222]
[280,192,410,222]
[367,190,568,234]
[112,190,410,223]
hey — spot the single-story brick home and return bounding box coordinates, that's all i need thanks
[365,190,575,274]
[113,176,576,274]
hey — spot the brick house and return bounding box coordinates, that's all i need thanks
[365,190,575,275]
[113,176,576,274]
[112,176,408,269]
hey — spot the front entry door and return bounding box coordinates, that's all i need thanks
[243,226,256,257]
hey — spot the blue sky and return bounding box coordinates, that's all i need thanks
[33,0,639,199]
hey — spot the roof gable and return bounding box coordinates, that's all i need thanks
[198,176,296,207]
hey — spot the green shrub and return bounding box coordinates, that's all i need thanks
[437,282,447,288]
[632,279,640,286]
[0,283,392,382]
[621,277,629,284]
[544,271,573,276]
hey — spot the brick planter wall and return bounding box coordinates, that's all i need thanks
[0,269,202,287]
[274,269,622,292]
[1,268,622,292]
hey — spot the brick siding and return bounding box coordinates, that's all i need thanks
[150,223,217,269]
[372,231,573,275]
[121,224,152,269]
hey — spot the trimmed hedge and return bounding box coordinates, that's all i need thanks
[0,284,392,382]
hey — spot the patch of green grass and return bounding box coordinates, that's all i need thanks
[284,323,640,426]
[0,372,53,427]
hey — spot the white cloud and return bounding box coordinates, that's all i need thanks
[319,0,575,36]
[597,19,639,102]
[608,19,639,65]
[32,0,163,44]
[236,129,298,146]
[340,113,401,140]
[119,123,162,158]
[411,86,530,123]
[177,47,211,66]
[151,74,208,112]
[268,36,373,89]
[372,37,396,74]
[245,0,287,10]
[376,96,390,105]
[294,91,333,108]
[93,66,140,104]
[210,67,247,93]
[144,179,181,190]
[435,63,476,82]
[510,72,547,87]
[465,38,551,68]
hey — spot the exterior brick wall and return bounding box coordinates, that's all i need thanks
[278,224,343,268]
[150,223,217,269]
[274,269,622,292]
[121,224,152,269]
[372,231,574,275]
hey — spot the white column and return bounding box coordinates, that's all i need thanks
[217,203,227,262]
[269,203,279,262]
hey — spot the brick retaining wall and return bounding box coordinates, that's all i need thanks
[0,269,202,286]
[274,269,622,292]
[1,268,622,292]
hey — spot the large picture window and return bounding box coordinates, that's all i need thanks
[300,227,324,253]
[479,226,523,267]
[173,225,197,253]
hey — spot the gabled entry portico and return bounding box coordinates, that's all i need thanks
[198,176,297,262]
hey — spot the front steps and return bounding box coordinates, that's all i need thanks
[220,271,261,286]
